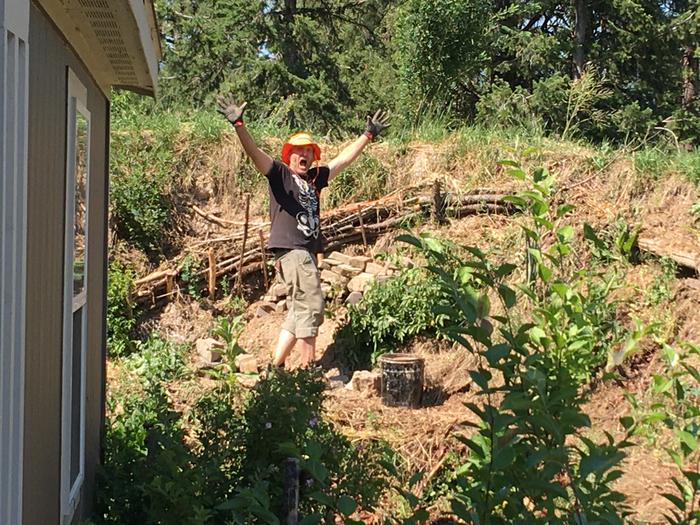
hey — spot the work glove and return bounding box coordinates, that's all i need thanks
[364,110,390,140]
[216,93,247,127]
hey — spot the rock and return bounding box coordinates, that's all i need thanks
[346,291,363,305]
[328,380,346,390]
[196,338,223,363]
[348,255,371,271]
[255,302,276,317]
[318,259,331,270]
[326,251,352,265]
[320,269,348,286]
[236,374,259,388]
[347,272,376,293]
[276,299,287,313]
[337,264,363,278]
[348,370,380,395]
[269,282,288,300]
[235,353,259,374]
[365,262,387,275]
[325,367,341,378]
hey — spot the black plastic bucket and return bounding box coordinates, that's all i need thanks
[378,353,424,408]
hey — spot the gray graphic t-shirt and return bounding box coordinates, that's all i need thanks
[266,160,330,253]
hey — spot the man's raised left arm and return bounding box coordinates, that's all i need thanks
[328,110,390,181]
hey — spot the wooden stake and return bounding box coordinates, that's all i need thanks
[281,458,300,525]
[259,229,269,290]
[237,194,250,293]
[208,248,216,297]
[357,205,368,247]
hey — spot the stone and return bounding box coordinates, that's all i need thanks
[348,255,371,271]
[325,367,341,378]
[235,353,259,374]
[196,338,223,363]
[347,272,376,293]
[365,262,387,275]
[320,269,348,286]
[269,282,288,300]
[346,291,363,305]
[236,374,259,388]
[348,370,380,395]
[326,251,352,265]
[275,299,287,313]
[255,302,276,317]
[318,259,331,270]
[337,264,363,278]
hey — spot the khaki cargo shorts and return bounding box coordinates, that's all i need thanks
[275,249,324,338]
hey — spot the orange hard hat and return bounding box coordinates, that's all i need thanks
[281,132,321,165]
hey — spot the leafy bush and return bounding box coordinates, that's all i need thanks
[396,161,642,523]
[98,346,391,524]
[107,261,136,358]
[650,344,700,524]
[110,168,172,257]
[225,369,391,524]
[337,266,449,367]
[97,335,205,524]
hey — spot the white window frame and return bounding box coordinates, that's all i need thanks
[0,2,29,525]
[60,68,91,525]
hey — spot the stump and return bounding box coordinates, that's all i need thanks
[379,353,424,408]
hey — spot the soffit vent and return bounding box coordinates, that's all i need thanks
[76,0,138,85]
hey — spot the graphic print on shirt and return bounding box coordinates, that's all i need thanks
[293,173,320,239]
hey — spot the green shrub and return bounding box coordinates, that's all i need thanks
[97,335,206,524]
[337,266,449,368]
[98,344,391,524]
[225,369,390,524]
[397,161,638,523]
[325,154,388,209]
[107,261,136,358]
[110,168,172,257]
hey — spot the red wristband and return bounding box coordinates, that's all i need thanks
[234,119,244,127]
[364,130,374,140]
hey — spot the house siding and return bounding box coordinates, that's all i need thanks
[24,3,107,524]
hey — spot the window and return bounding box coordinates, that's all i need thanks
[61,69,90,524]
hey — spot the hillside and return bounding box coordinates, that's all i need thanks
[102,120,700,524]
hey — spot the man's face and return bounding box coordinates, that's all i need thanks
[288,145,315,176]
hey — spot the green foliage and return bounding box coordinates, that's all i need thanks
[97,335,204,524]
[110,167,172,257]
[395,0,492,119]
[401,230,634,524]
[210,315,246,379]
[107,261,136,358]
[98,346,390,524]
[632,343,700,524]
[179,254,204,299]
[583,218,639,264]
[337,266,449,368]
[396,161,642,523]
[230,369,390,523]
[645,257,678,307]
[155,0,397,133]
[324,153,388,209]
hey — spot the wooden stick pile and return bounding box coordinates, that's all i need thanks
[133,186,516,305]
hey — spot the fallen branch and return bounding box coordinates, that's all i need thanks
[637,236,700,273]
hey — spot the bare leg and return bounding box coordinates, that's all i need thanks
[297,337,316,367]
[272,329,297,367]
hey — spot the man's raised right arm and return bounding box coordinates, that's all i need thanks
[216,94,273,176]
